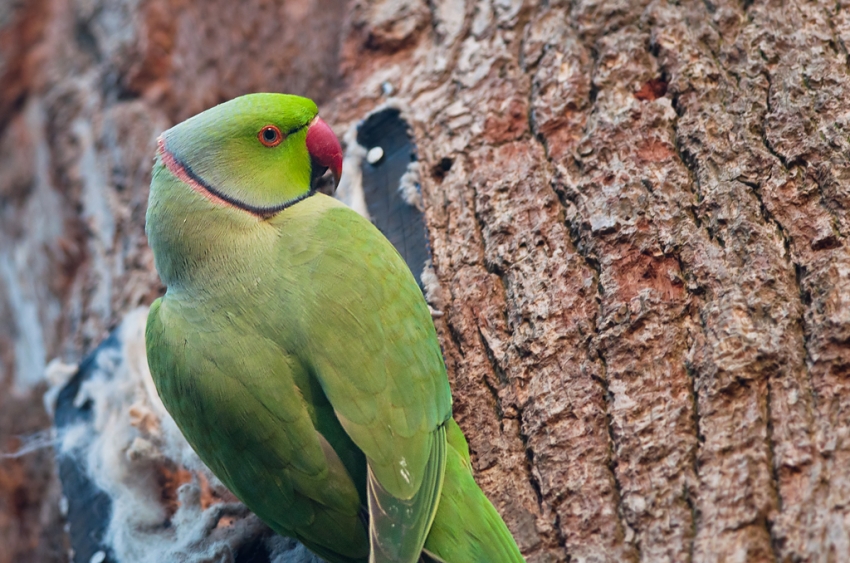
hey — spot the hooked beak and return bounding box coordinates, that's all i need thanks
[306,116,343,190]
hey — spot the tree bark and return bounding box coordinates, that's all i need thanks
[2,1,850,562]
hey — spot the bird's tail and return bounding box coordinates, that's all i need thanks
[422,419,525,563]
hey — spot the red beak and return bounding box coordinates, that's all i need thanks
[306,116,343,189]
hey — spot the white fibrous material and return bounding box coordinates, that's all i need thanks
[50,307,320,563]
[398,161,423,212]
[267,535,325,563]
[421,260,445,317]
[44,358,79,416]
[335,123,370,219]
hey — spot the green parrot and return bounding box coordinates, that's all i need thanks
[144,93,525,563]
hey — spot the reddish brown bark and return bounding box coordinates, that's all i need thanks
[2,1,850,562]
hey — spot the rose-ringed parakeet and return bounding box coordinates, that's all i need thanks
[144,93,525,563]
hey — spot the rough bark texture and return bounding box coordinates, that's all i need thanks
[2,1,850,562]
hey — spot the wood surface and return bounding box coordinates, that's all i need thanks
[1,1,849,561]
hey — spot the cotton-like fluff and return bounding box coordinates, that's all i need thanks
[51,307,321,563]
[335,115,370,219]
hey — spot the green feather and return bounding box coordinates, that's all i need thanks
[145,93,524,563]
[424,420,524,563]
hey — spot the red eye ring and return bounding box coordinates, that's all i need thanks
[258,125,283,147]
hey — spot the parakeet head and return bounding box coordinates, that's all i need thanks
[155,93,342,217]
[146,93,343,287]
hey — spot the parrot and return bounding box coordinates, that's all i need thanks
[144,93,526,563]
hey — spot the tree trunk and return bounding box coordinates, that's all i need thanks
[2,1,849,562]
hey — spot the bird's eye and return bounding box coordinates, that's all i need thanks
[258,125,283,148]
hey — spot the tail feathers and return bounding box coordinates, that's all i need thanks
[423,420,525,563]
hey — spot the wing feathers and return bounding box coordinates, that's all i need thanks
[367,425,446,563]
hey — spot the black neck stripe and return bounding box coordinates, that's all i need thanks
[166,143,315,219]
